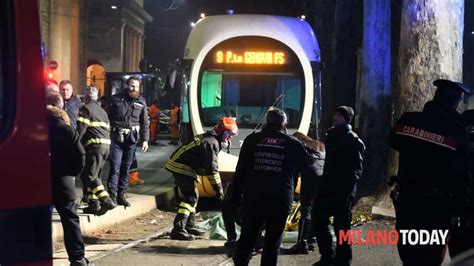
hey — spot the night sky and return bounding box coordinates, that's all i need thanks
[143,0,473,89]
[143,0,305,68]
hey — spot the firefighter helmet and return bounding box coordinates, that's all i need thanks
[215,117,238,137]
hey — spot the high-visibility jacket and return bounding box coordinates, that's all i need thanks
[165,130,223,193]
[169,106,180,125]
[149,104,160,122]
[77,100,111,147]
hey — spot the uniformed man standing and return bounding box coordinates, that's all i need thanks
[232,108,308,266]
[311,106,365,266]
[165,117,238,241]
[107,76,149,207]
[449,109,474,260]
[389,80,471,265]
[77,87,116,216]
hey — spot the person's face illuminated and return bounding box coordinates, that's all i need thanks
[127,79,140,99]
[60,83,73,100]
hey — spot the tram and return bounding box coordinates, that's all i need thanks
[177,14,321,195]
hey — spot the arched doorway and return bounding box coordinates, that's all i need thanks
[86,62,106,97]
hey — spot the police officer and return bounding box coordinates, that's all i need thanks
[232,108,308,266]
[60,80,83,129]
[312,106,365,266]
[77,87,116,216]
[107,76,149,207]
[165,117,238,241]
[448,109,474,259]
[389,79,471,265]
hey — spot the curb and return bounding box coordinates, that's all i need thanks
[53,184,176,242]
[90,226,173,262]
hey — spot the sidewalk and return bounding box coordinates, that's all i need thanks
[52,141,178,263]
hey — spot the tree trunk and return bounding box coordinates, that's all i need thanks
[374,0,464,212]
[357,0,391,197]
[307,0,336,138]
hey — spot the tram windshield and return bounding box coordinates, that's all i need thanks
[198,37,304,130]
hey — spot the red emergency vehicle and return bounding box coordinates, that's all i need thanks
[0,0,52,265]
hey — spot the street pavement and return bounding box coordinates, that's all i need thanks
[94,222,406,266]
[53,141,178,266]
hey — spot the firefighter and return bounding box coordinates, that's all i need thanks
[312,106,365,266]
[231,108,308,266]
[389,79,471,265]
[107,76,149,207]
[165,117,238,241]
[77,87,116,216]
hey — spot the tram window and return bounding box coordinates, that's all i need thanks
[0,0,15,141]
[201,72,222,108]
[199,71,303,128]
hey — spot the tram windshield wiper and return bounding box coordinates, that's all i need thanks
[253,93,285,132]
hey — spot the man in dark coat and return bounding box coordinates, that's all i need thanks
[232,108,308,266]
[312,106,365,266]
[46,93,88,266]
[107,76,149,207]
[59,80,83,129]
[448,109,474,260]
[389,79,471,265]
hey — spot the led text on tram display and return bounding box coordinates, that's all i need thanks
[214,50,286,65]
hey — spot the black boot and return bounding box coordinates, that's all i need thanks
[185,212,206,236]
[70,257,89,266]
[170,213,194,241]
[83,200,100,215]
[117,192,131,207]
[281,240,309,254]
[96,195,117,216]
[108,191,117,205]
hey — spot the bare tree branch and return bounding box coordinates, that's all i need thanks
[162,0,179,11]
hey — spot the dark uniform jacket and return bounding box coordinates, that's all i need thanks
[107,92,149,142]
[232,126,308,212]
[389,101,470,215]
[165,130,223,192]
[63,95,83,129]
[47,106,85,203]
[77,100,111,148]
[319,124,365,200]
[462,110,474,213]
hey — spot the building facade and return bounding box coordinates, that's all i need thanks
[39,0,153,96]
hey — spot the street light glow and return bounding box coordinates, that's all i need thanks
[200,13,206,18]
[300,15,306,20]
[190,22,196,27]
[111,5,118,9]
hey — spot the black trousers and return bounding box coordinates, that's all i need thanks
[299,175,318,242]
[172,173,199,231]
[394,196,451,266]
[312,196,353,265]
[449,219,474,259]
[81,145,109,195]
[222,198,241,241]
[54,199,85,263]
[233,206,288,266]
[108,140,136,194]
